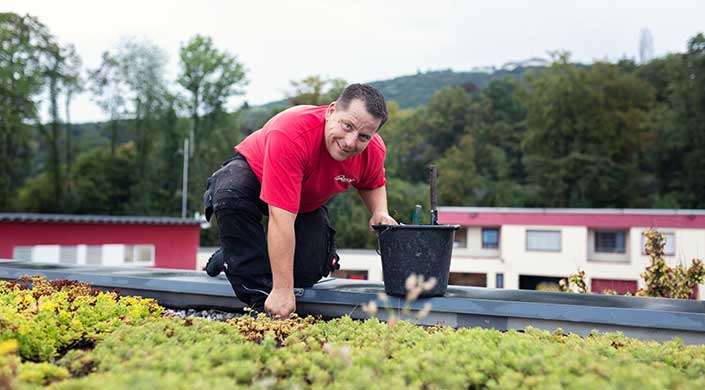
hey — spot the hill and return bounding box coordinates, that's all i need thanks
[67,63,548,151]
[368,65,543,108]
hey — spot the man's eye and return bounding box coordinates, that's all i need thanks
[343,122,352,130]
[359,134,371,142]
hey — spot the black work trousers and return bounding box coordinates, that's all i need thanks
[204,153,339,308]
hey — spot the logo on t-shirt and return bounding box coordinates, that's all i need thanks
[335,175,357,184]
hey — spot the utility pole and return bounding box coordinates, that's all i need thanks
[181,138,189,218]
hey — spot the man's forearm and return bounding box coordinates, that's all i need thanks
[358,185,389,215]
[267,206,296,289]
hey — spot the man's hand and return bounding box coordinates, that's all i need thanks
[358,186,397,231]
[369,211,398,231]
[266,205,297,318]
[265,288,296,318]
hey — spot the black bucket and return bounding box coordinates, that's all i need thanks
[372,224,460,297]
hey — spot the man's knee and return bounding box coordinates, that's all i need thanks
[216,207,270,276]
[292,207,340,286]
[225,273,271,310]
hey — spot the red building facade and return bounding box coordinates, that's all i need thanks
[0,214,201,270]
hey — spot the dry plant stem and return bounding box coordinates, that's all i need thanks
[362,273,437,326]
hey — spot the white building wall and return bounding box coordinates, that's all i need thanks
[194,224,705,298]
[499,225,587,289]
[338,250,383,281]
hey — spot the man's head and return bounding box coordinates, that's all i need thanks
[324,84,388,161]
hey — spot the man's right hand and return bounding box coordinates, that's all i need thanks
[265,288,296,318]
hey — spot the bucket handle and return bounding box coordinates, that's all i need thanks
[374,225,392,256]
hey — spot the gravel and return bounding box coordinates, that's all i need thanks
[163,308,243,322]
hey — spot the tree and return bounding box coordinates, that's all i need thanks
[177,35,247,156]
[69,144,137,214]
[286,76,346,106]
[436,134,482,206]
[383,87,473,183]
[0,13,52,210]
[111,37,170,213]
[40,40,82,211]
[177,35,247,216]
[17,143,138,214]
[521,54,655,207]
[645,33,705,208]
[61,44,83,174]
[473,78,527,182]
[88,51,128,156]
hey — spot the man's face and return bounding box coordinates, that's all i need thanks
[323,99,381,161]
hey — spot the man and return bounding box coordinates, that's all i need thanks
[203,83,397,319]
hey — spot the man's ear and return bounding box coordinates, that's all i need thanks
[325,102,336,120]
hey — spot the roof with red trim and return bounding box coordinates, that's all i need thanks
[438,207,705,228]
[0,213,200,226]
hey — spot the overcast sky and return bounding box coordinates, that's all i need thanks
[4,0,704,123]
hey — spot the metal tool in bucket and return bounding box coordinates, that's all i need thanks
[373,164,460,297]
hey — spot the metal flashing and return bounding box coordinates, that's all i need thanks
[1,261,704,344]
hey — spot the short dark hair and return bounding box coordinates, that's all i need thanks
[336,83,388,130]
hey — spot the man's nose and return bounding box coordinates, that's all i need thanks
[342,132,357,148]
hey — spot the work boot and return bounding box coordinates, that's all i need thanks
[205,248,224,277]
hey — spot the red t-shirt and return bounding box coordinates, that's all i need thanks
[234,105,386,214]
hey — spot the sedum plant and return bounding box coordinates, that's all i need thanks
[0,276,163,362]
[559,229,704,299]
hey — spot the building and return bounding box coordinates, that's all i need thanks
[332,207,705,298]
[0,213,201,269]
[6,209,704,299]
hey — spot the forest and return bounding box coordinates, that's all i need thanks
[1,13,704,248]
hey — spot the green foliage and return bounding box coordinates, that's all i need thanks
[65,144,137,214]
[0,276,162,362]
[559,270,587,293]
[2,283,705,389]
[642,33,705,208]
[637,229,705,299]
[385,87,475,183]
[88,51,128,155]
[558,229,704,299]
[286,76,346,106]
[177,34,247,116]
[24,315,705,389]
[18,361,69,387]
[522,55,655,207]
[0,13,52,210]
[178,34,248,218]
[370,67,537,109]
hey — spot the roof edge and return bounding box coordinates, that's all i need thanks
[0,213,201,226]
[438,207,705,216]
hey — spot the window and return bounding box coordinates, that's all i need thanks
[594,230,626,253]
[124,245,155,265]
[482,228,499,249]
[85,246,103,265]
[453,228,468,248]
[526,230,561,252]
[641,232,675,256]
[591,279,638,295]
[448,272,487,287]
[12,246,32,261]
[495,273,504,289]
[331,270,368,280]
[59,246,78,264]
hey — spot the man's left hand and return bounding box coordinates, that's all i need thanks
[369,211,398,231]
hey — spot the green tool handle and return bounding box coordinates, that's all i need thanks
[412,204,422,224]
